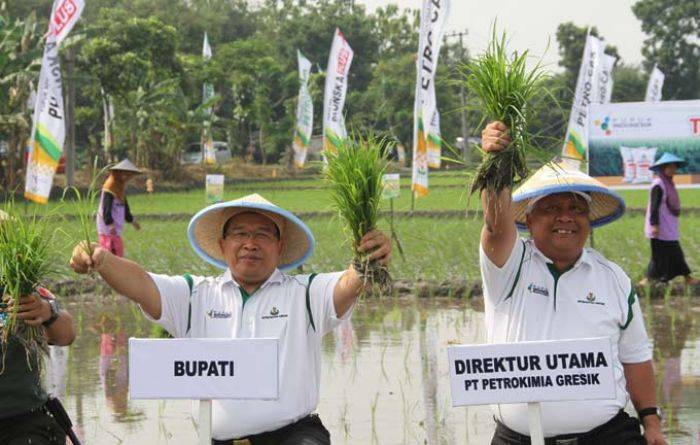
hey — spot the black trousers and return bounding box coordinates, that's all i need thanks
[491,410,645,445]
[0,409,66,445]
[213,414,331,445]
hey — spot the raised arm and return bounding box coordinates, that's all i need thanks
[70,243,162,319]
[480,121,518,267]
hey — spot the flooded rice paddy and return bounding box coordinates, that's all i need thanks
[46,294,700,444]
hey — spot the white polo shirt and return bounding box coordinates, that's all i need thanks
[480,237,652,437]
[143,268,348,440]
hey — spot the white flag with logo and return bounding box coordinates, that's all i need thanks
[25,0,84,203]
[645,64,664,102]
[562,33,604,164]
[597,53,616,104]
[412,0,449,197]
[202,32,216,165]
[322,28,353,153]
[293,51,313,168]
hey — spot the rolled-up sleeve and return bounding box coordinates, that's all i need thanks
[142,273,192,338]
[479,237,526,305]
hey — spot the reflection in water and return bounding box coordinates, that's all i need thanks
[53,294,699,444]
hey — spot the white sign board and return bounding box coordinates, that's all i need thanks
[129,338,278,400]
[448,337,615,406]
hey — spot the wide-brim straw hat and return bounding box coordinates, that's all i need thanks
[650,152,687,172]
[512,162,625,230]
[109,159,141,173]
[187,193,315,271]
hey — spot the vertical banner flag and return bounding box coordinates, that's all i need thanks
[427,107,442,168]
[25,0,85,204]
[293,51,313,168]
[597,53,616,105]
[644,64,664,102]
[562,33,604,165]
[101,88,115,156]
[202,32,216,165]
[322,28,353,153]
[412,0,449,197]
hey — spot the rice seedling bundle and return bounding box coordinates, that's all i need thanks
[465,29,549,195]
[325,135,392,294]
[0,207,56,371]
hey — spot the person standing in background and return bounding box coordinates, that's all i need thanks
[97,159,142,257]
[642,153,698,287]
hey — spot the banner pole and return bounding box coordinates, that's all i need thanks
[199,399,212,445]
[527,402,545,445]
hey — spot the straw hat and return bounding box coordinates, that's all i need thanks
[650,152,686,172]
[512,162,625,230]
[109,159,141,173]
[187,193,315,271]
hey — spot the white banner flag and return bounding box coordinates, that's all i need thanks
[202,32,216,165]
[322,28,353,153]
[412,0,449,197]
[25,0,84,203]
[597,53,616,104]
[645,64,664,103]
[562,33,604,164]
[293,51,314,168]
[427,107,441,168]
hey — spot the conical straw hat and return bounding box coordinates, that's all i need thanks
[512,162,625,229]
[649,152,686,172]
[109,159,141,173]
[187,193,315,271]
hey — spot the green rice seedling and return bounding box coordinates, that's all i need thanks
[0,203,57,372]
[325,134,392,294]
[464,28,550,195]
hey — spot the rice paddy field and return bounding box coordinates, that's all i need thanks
[21,171,700,444]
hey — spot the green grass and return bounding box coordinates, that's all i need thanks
[48,212,700,285]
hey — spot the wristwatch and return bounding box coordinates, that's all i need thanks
[638,406,663,421]
[38,288,60,327]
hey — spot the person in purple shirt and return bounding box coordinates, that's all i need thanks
[96,159,142,257]
[642,153,698,286]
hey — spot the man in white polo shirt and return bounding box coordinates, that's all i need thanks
[478,121,666,445]
[70,193,391,444]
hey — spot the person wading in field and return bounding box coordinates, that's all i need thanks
[96,159,142,257]
[479,121,666,445]
[71,193,391,444]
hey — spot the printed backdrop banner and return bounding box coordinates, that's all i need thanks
[588,100,700,187]
[293,50,313,168]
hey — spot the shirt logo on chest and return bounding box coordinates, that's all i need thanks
[577,292,605,306]
[262,306,287,320]
[527,283,549,297]
[207,309,232,319]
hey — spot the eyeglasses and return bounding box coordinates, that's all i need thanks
[224,229,278,243]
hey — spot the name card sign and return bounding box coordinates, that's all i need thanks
[129,338,278,400]
[448,337,615,406]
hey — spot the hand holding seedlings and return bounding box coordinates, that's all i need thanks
[5,294,52,327]
[69,242,108,274]
[482,121,511,153]
[356,230,392,267]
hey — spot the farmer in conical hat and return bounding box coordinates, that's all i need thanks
[641,152,698,287]
[96,159,142,258]
[71,193,391,443]
[479,121,665,445]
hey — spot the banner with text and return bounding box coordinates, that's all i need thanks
[597,53,616,105]
[322,28,353,153]
[448,337,615,406]
[644,64,664,103]
[294,51,314,168]
[562,34,604,163]
[412,0,450,197]
[588,100,700,187]
[129,338,278,400]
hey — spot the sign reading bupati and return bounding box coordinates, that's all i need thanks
[588,100,700,187]
[448,338,615,406]
[129,338,278,400]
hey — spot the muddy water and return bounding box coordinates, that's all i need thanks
[46,294,700,444]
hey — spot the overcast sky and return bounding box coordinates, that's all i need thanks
[357,0,648,71]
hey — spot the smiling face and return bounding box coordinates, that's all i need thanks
[218,212,283,290]
[525,193,591,269]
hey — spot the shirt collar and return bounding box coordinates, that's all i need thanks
[221,268,284,291]
[529,239,592,269]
